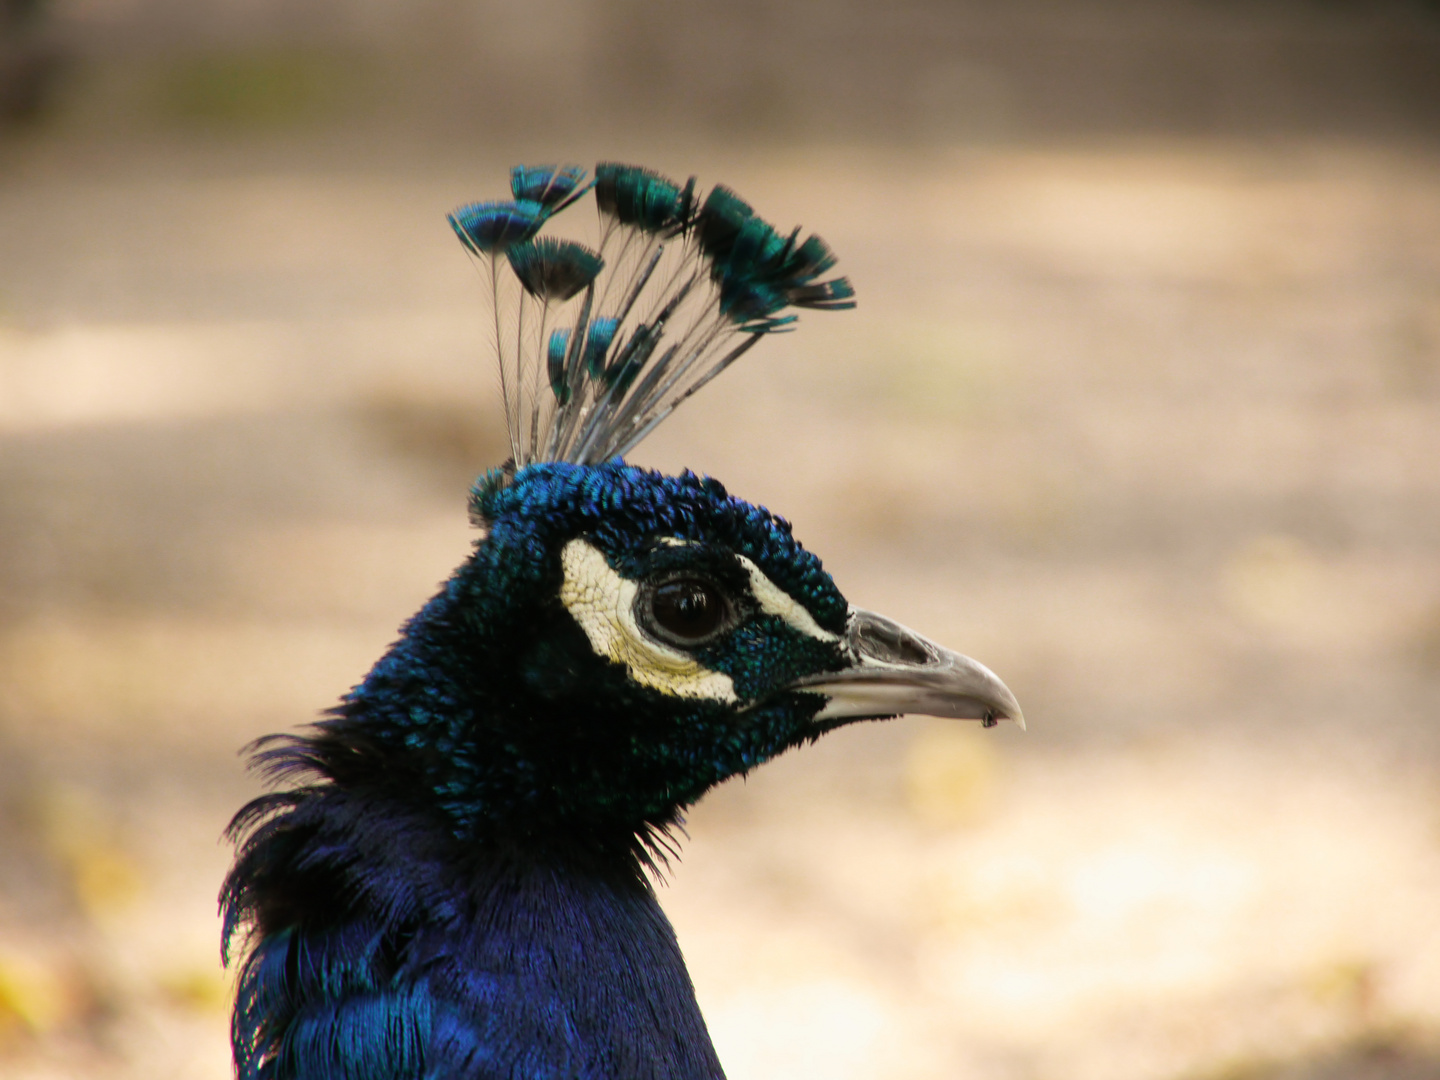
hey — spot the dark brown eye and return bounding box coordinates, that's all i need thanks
[648,578,727,643]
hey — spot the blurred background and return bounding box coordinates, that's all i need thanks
[2,1,1440,1078]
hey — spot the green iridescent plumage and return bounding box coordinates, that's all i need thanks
[595,163,695,234]
[699,188,856,332]
[583,317,618,377]
[447,162,856,465]
[546,329,572,404]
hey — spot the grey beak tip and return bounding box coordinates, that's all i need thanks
[982,686,1026,732]
[792,607,1024,728]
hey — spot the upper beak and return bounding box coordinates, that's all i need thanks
[789,607,1024,730]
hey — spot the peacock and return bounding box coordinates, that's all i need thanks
[222,163,1023,1080]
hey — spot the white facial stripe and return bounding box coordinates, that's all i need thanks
[734,554,840,644]
[558,539,738,703]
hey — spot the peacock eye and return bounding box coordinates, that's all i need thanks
[643,577,730,646]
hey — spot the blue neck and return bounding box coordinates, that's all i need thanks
[226,789,726,1080]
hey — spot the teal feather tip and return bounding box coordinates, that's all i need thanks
[506,238,604,302]
[583,317,618,377]
[510,164,592,213]
[448,200,546,254]
[450,161,857,465]
[547,318,619,405]
[546,329,572,404]
[702,197,856,329]
[693,185,758,261]
[595,163,696,234]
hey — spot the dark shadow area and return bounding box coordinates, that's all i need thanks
[7,0,1439,143]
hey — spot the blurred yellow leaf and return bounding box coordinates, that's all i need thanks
[1307,957,1379,1022]
[903,722,1000,827]
[69,845,145,917]
[32,784,145,918]
[159,965,231,1014]
[0,953,70,1036]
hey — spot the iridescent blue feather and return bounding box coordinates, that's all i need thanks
[447,200,546,255]
[511,163,591,212]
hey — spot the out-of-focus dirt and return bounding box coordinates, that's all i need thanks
[1,129,1438,1080]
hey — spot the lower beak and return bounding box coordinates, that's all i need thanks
[789,607,1024,730]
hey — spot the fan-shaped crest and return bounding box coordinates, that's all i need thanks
[448,163,856,466]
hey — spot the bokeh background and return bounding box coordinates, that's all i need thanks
[3,2,1440,1078]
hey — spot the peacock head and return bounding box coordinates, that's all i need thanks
[387,461,1018,843]
[293,164,1020,859]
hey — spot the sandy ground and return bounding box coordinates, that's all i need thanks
[1,130,1439,1079]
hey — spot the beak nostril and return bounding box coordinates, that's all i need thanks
[850,611,934,666]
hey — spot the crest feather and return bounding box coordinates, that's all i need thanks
[450,163,856,466]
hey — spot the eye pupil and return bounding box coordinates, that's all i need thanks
[651,579,724,641]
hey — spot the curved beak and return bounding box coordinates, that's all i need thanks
[790,607,1024,730]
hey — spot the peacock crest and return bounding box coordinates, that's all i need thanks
[449,163,856,467]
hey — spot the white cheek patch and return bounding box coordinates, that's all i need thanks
[734,554,840,644]
[558,539,738,703]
